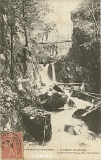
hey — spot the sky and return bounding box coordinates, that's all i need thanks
[31,0,82,41]
[44,0,82,41]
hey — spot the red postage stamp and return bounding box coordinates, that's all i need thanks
[1,132,23,159]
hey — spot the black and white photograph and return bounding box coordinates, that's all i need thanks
[0,0,101,159]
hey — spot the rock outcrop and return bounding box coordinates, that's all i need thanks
[72,102,101,134]
[21,106,52,142]
[39,87,68,111]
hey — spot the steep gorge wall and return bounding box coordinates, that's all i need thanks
[70,0,100,93]
[0,5,42,132]
[0,4,42,85]
[54,0,100,92]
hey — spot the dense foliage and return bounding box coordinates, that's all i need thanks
[0,0,51,132]
[55,0,100,93]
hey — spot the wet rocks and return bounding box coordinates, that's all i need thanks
[72,109,86,119]
[72,103,101,134]
[67,99,76,108]
[81,104,101,134]
[21,106,52,142]
[64,125,77,135]
[39,91,67,111]
[53,84,64,93]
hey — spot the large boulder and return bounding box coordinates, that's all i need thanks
[72,103,101,134]
[81,103,101,134]
[41,92,67,111]
[53,84,64,93]
[21,106,52,142]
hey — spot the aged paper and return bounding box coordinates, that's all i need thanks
[0,0,101,160]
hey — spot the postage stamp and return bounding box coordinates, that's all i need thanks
[1,132,23,159]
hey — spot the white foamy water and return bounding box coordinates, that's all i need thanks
[39,64,53,86]
[24,101,101,150]
[24,69,101,158]
[51,63,56,83]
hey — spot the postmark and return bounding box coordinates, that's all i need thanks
[1,132,23,159]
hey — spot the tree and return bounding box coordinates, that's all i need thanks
[59,0,100,92]
[1,1,17,80]
[1,0,50,80]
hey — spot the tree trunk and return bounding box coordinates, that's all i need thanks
[1,12,5,53]
[10,22,13,80]
[24,27,28,47]
[22,0,28,47]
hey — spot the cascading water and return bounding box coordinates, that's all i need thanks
[51,63,56,83]
[39,64,52,86]
[39,63,57,86]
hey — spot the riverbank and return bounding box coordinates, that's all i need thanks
[24,87,101,150]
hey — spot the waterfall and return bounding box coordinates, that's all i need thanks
[39,62,57,86]
[51,63,56,83]
[39,64,52,86]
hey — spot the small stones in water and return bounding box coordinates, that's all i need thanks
[64,125,77,135]
[67,99,76,108]
[79,142,88,147]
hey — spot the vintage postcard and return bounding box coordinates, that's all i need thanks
[0,0,101,159]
